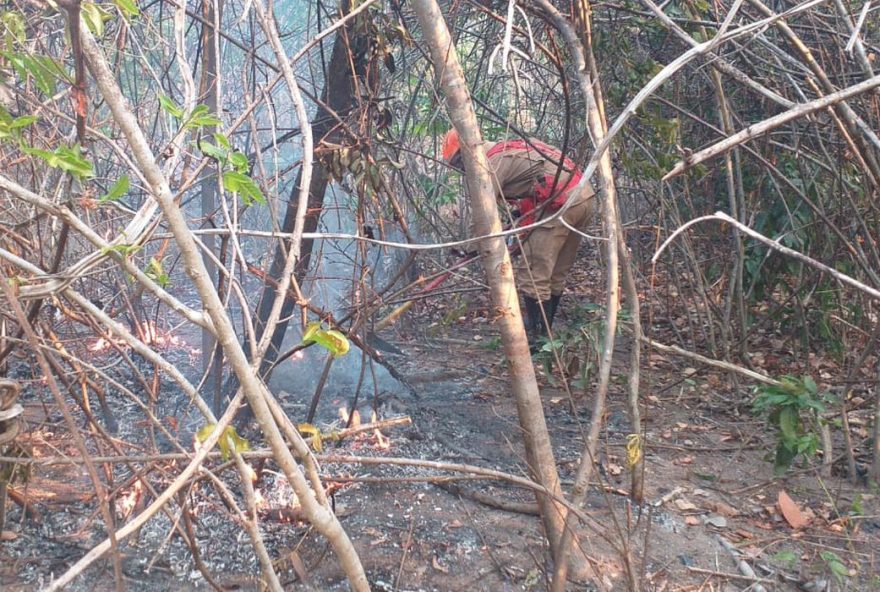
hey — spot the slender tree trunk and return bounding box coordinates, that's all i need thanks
[411,0,591,580]
[250,1,368,384]
[535,0,641,588]
[199,0,223,410]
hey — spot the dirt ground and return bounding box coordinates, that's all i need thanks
[1,252,878,591]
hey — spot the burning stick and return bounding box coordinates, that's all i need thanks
[328,415,411,442]
[300,415,411,449]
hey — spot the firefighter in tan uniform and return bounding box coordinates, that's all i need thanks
[441,128,597,350]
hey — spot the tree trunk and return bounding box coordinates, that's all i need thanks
[250,1,369,385]
[410,0,591,581]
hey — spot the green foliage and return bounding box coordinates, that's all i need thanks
[535,303,611,388]
[1,10,26,49]
[752,375,832,475]
[184,104,223,130]
[145,257,169,288]
[222,171,265,205]
[112,0,140,19]
[819,551,850,585]
[99,175,129,203]
[159,95,184,119]
[81,2,113,37]
[772,550,798,567]
[23,144,93,179]
[1,50,69,96]
[301,322,350,358]
[100,243,141,259]
[0,105,36,141]
[197,133,265,205]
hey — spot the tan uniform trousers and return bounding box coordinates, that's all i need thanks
[514,185,596,302]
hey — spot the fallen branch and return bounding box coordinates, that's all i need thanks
[308,416,412,444]
[686,565,774,584]
[624,327,781,386]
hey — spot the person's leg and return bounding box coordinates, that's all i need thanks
[516,220,570,349]
[548,197,593,296]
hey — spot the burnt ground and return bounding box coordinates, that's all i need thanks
[1,251,879,592]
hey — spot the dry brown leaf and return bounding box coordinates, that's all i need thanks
[704,499,739,517]
[778,490,807,529]
[287,549,309,582]
[432,556,449,573]
[0,531,17,541]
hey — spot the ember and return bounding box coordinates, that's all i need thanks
[87,320,195,353]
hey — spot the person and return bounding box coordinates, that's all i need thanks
[441,127,597,350]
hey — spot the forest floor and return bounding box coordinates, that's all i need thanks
[1,242,878,591]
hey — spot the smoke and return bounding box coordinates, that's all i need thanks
[268,185,409,421]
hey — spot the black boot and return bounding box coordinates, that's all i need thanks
[522,296,547,353]
[546,294,562,330]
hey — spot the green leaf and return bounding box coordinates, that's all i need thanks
[145,257,169,288]
[0,108,35,140]
[222,170,264,205]
[773,440,797,475]
[229,152,249,173]
[213,132,230,150]
[198,141,227,161]
[112,0,140,19]
[16,53,67,95]
[100,243,141,259]
[184,104,222,129]
[820,551,849,582]
[802,375,817,394]
[23,144,93,179]
[99,174,129,203]
[778,406,799,443]
[772,550,798,565]
[159,95,184,119]
[301,322,350,357]
[10,115,36,129]
[1,11,27,47]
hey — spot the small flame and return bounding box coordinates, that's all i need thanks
[116,481,143,520]
[371,411,390,449]
[338,407,361,427]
